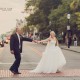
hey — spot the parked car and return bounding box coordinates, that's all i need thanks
[3,37,9,44]
[0,38,4,47]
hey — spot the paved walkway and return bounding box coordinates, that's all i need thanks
[0,69,80,78]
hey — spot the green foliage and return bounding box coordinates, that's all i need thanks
[75,12,80,30]
[70,0,80,11]
[25,0,62,32]
[24,0,80,35]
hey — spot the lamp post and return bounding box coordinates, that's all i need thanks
[67,14,70,30]
[67,13,71,48]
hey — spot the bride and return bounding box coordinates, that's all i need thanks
[30,31,66,73]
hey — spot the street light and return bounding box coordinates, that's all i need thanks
[67,14,70,30]
[67,14,70,19]
[67,13,71,48]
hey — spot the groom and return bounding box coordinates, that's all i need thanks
[10,27,35,74]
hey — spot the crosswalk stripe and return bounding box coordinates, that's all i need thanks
[0,69,80,77]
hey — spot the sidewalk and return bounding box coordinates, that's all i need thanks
[60,45,80,53]
[1,77,80,80]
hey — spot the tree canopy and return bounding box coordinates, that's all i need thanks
[25,0,80,34]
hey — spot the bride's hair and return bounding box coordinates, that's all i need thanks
[49,31,58,46]
[49,31,56,38]
[48,31,56,42]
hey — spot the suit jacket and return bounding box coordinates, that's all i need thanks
[10,33,32,54]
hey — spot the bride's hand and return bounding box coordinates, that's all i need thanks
[38,41,42,43]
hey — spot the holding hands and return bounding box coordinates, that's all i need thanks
[33,40,42,44]
[37,41,42,43]
[33,40,38,43]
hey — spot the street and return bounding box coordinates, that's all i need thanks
[0,0,80,80]
[0,42,80,80]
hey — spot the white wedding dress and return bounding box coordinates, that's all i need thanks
[30,40,66,73]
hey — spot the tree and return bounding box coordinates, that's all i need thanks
[70,0,80,30]
[48,0,71,33]
[25,0,61,33]
[70,0,79,11]
[75,12,80,30]
[24,0,80,39]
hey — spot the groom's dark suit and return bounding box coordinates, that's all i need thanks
[10,33,32,73]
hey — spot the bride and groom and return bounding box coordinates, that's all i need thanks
[9,27,66,74]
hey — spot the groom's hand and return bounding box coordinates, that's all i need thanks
[11,50,14,54]
[33,40,38,43]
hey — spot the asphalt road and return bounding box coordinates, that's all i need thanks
[0,42,80,70]
[0,42,80,80]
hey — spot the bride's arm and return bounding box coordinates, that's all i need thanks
[38,38,49,43]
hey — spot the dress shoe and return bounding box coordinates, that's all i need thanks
[16,72,21,74]
[9,69,17,74]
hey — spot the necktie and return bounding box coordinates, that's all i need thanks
[17,34,21,49]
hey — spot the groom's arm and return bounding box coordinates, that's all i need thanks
[22,36,33,42]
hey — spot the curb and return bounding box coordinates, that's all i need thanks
[39,43,80,53]
[61,47,80,53]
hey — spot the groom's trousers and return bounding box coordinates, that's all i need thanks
[10,52,21,72]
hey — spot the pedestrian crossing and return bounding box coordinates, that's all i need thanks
[0,69,80,77]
